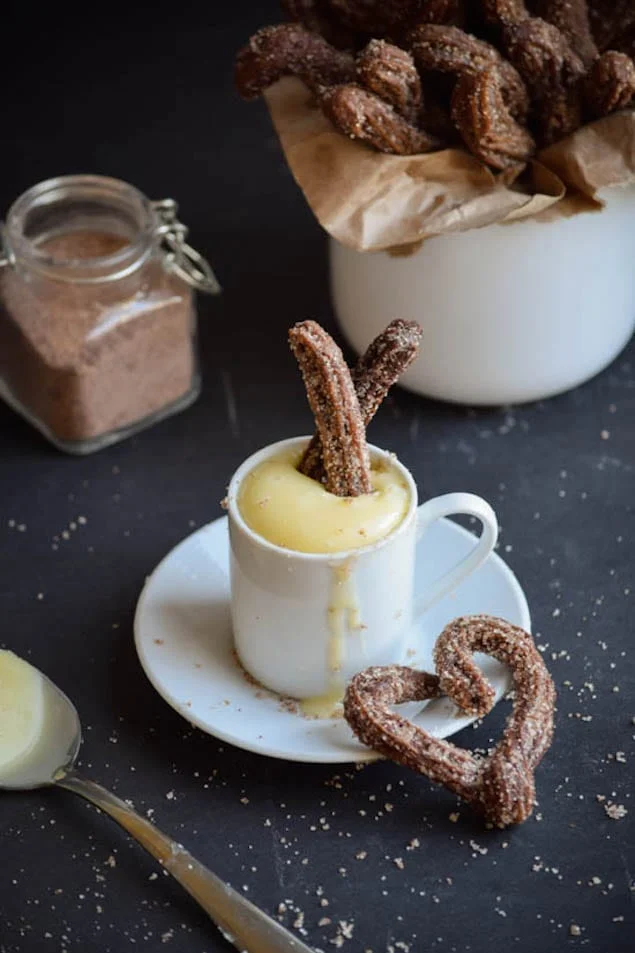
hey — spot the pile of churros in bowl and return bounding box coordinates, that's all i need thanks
[234,2,635,405]
[236,1,635,166]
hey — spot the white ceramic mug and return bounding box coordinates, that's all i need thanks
[331,186,635,405]
[227,437,498,700]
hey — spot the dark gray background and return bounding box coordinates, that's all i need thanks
[1,3,633,952]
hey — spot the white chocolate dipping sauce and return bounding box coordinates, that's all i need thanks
[0,650,45,775]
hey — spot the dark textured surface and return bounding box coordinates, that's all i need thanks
[0,3,633,952]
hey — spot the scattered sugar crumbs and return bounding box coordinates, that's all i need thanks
[7,519,27,532]
[231,647,301,715]
[469,840,488,857]
[607,751,627,764]
[602,801,628,821]
[50,514,88,550]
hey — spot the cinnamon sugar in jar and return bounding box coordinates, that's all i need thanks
[0,175,219,453]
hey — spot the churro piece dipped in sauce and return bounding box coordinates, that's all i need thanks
[239,445,410,554]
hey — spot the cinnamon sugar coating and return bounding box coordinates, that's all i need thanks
[357,40,423,122]
[501,17,585,95]
[299,319,423,482]
[408,23,531,121]
[500,17,586,144]
[418,0,466,27]
[280,0,359,49]
[539,85,583,145]
[235,24,355,99]
[321,83,441,154]
[533,0,598,67]
[584,50,635,117]
[344,614,556,827]
[481,0,529,28]
[451,65,536,169]
[288,321,372,497]
[351,319,423,423]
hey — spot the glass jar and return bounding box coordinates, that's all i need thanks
[0,174,219,453]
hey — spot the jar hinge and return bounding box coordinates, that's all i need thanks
[151,199,221,295]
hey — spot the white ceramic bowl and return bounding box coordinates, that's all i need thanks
[330,187,635,405]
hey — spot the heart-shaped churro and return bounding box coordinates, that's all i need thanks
[344,614,556,827]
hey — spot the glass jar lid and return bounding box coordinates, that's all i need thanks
[0,174,220,293]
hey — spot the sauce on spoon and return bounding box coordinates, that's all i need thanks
[0,650,45,775]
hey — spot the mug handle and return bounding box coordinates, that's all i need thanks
[413,493,498,616]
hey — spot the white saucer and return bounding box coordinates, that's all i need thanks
[134,517,530,764]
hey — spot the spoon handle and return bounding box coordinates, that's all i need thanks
[57,771,314,953]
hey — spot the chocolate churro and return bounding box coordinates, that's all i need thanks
[451,65,536,169]
[408,24,531,121]
[235,24,355,99]
[236,1,635,163]
[280,0,359,49]
[344,614,556,827]
[328,0,428,36]
[321,84,441,155]
[500,17,586,144]
[356,40,423,123]
[481,0,529,28]
[299,319,423,482]
[584,50,635,117]
[418,0,466,27]
[288,321,372,497]
[533,0,598,67]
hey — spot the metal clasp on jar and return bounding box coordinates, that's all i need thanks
[152,199,221,295]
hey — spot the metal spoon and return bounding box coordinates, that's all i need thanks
[0,658,314,953]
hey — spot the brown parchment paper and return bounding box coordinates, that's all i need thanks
[264,78,635,252]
